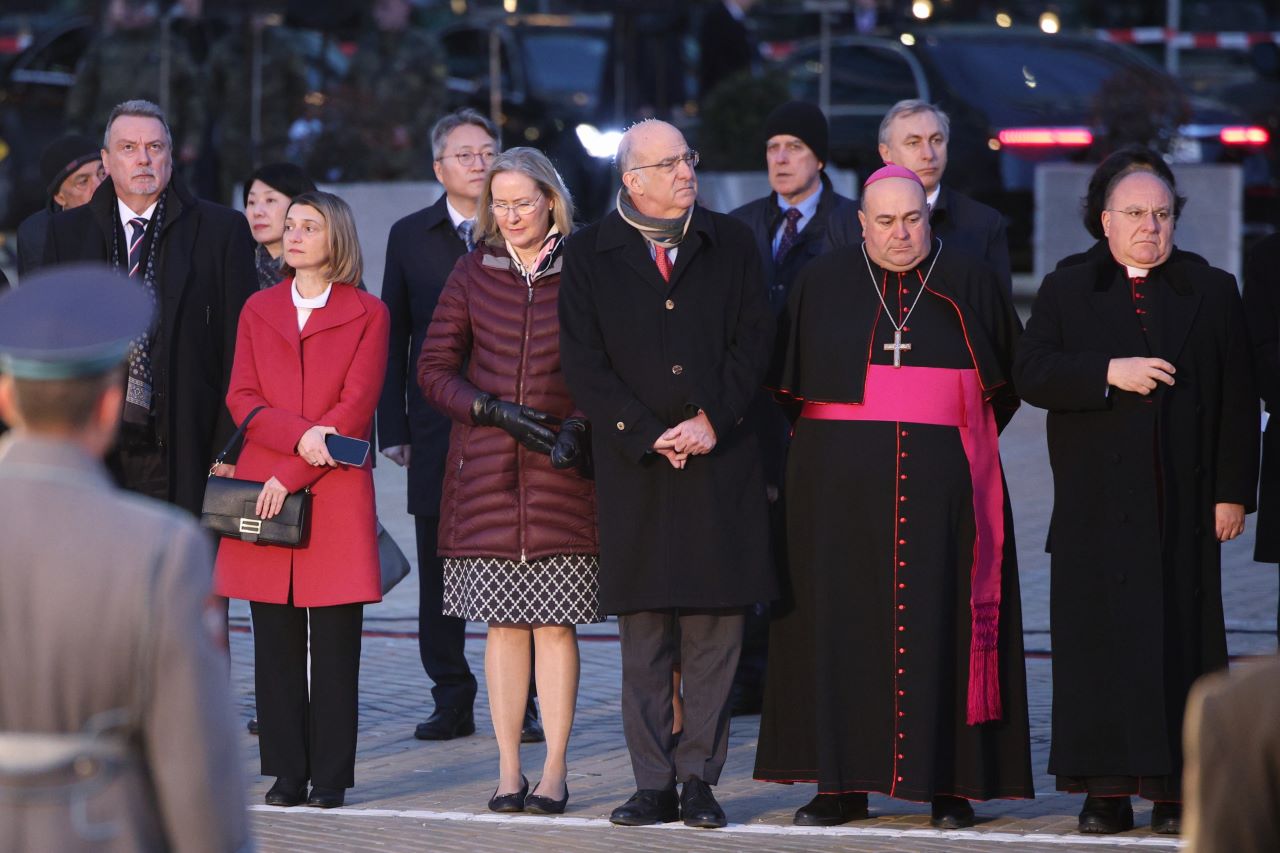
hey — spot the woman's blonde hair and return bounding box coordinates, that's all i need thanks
[279,191,363,284]
[474,147,575,248]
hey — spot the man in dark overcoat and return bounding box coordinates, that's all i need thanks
[559,119,775,829]
[1014,169,1258,835]
[728,100,854,714]
[825,100,1012,298]
[42,99,257,515]
[378,108,544,743]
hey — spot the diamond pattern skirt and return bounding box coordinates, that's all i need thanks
[442,554,604,625]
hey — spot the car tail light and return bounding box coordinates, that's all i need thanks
[997,127,1094,147]
[1220,126,1270,146]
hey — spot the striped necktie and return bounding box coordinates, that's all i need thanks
[458,219,475,251]
[127,217,148,278]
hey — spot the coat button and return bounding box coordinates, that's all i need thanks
[671,364,683,375]
[665,299,675,310]
[616,421,625,431]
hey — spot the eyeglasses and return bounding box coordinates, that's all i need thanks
[1106,207,1172,224]
[437,150,497,168]
[490,194,543,217]
[627,150,700,174]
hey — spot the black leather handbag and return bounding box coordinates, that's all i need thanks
[200,406,311,546]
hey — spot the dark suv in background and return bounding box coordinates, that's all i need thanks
[778,26,1276,266]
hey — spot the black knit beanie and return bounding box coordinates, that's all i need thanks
[762,101,829,165]
[40,135,100,199]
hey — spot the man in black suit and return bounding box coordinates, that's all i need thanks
[42,99,256,515]
[826,99,1012,297]
[377,108,541,743]
[728,100,853,715]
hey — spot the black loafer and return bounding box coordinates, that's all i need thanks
[609,788,679,826]
[1150,801,1182,835]
[1078,795,1134,834]
[793,792,869,826]
[488,775,528,813]
[264,776,307,807]
[680,776,727,829]
[525,781,569,815]
[414,706,475,741]
[306,786,345,809]
[930,794,975,829]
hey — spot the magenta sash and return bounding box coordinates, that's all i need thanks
[801,365,1005,724]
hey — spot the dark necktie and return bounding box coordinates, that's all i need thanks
[458,219,475,251]
[128,217,148,278]
[774,207,803,263]
[654,245,672,283]
[1129,276,1149,335]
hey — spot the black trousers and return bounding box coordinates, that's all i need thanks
[618,608,744,790]
[250,599,363,789]
[416,514,477,711]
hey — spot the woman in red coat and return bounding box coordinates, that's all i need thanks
[214,190,389,810]
[419,147,600,815]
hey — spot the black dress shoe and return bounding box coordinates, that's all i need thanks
[525,781,569,815]
[517,701,542,737]
[680,777,727,829]
[609,788,680,826]
[488,775,528,813]
[1078,795,1134,834]
[793,792,869,826]
[264,777,308,807]
[930,795,975,829]
[414,706,475,741]
[306,786,345,809]
[1150,801,1182,835]
[247,717,259,735]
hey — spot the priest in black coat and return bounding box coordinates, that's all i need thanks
[754,165,1033,829]
[42,100,256,515]
[1015,169,1258,835]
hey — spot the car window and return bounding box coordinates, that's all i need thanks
[11,23,89,84]
[787,43,917,109]
[918,36,1157,125]
[519,30,607,108]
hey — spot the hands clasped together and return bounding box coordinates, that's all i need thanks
[652,411,716,470]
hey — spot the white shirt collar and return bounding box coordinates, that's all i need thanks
[1124,264,1153,279]
[117,197,158,228]
[926,185,941,209]
[445,198,473,231]
[292,280,333,309]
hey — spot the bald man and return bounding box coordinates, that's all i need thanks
[753,165,1033,829]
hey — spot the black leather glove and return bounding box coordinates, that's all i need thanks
[470,393,556,454]
[550,417,590,471]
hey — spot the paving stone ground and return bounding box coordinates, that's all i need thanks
[228,297,1278,852]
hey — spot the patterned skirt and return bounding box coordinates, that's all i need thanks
[442,554,603,625]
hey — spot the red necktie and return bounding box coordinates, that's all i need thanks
[654,245,672,283]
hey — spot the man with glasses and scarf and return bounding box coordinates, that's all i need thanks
[559,119,776,829]
[42,99,257,516]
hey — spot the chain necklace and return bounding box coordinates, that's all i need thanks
[861,238,942,368]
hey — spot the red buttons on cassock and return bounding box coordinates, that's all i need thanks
[899,517,907,522]
[898,625,905,632]
[899,561,906,566]
[898,647,905,654]
[898,583,905,589]
[898,539,906,545]
[897,668,904,674]
[898,604,905,610]
[897,690,905,696]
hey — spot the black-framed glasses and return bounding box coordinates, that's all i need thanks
[1105,207,1172,224]
[437,150,497,168]
[490,194,544,217]
[628,150,700,174]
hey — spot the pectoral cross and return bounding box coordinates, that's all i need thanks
[884,329,911,368]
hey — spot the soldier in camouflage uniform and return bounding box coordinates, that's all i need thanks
[204,14,309,205]
[344,0,448,180]
[64,0,205,166]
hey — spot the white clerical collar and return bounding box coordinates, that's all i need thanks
[292,280,333,308]
[1124,264,1153,279]
[445,198,474,231]
[117,197,158,226]
[926,185,941,209]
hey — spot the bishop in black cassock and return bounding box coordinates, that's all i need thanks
[754,166,1033,828]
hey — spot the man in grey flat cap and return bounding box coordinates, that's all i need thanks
[0,264,250,853]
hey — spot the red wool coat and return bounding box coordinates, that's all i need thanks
[214,280,390,607]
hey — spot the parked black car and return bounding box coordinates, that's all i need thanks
[777,26,1276,265]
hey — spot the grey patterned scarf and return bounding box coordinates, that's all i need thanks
[616,188,692,249]
[110,190,166,427]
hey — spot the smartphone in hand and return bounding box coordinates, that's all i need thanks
[325,433,371,466]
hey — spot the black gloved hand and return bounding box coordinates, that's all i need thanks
[550,416,590,471]
[470,393,557,454]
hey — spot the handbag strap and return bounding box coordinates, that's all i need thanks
[210,406,266,468]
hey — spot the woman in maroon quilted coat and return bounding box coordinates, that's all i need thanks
[418,147,600,816]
